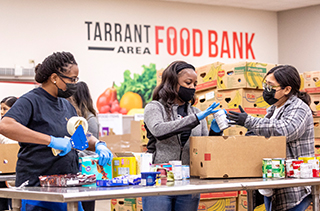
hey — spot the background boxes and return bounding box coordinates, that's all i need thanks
[195,62,223,91]
[303,71,320,93]
[0,144,19,173]
[190,136,286,178]
[217,62,276,90]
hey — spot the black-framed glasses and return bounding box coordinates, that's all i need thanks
[262,82,281,92]
[58,73,79,83]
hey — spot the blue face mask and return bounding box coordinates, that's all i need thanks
[178,85,195,102]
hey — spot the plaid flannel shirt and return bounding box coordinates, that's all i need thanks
[245,95,314,211]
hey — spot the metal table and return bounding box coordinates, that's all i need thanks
[0,174,15,182]
[0,177,319,211]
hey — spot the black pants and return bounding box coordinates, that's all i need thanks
[82,201,95,211]
[0,181,10,210]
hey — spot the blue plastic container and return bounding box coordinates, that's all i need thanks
[141,172,161,186]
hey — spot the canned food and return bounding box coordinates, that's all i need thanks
[213,109,229,131]
[272,158,285,178]
[292,160,304,178]
[286,159,295,178]
[262,158,272,178]
[300,163,313,178]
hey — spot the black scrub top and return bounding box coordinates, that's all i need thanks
[5,87,79,186]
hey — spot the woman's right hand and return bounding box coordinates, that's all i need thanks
[48,136,72,156]
[196,102,220,121]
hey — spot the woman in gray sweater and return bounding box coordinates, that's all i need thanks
[142,61,222,211]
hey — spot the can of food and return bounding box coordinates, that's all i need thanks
[300,163,313,178]
[316,157,320,177]
[272,158,285,178]
[213,109,229,131]
[286,159,295,178]
[262,158,272,178]
[292,160,304,178]
[298,157,315,163]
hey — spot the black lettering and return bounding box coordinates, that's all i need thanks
[127,46,134,54]
[143,47,151,54]
[144,25,151,43]
[117,46,125,53]
[136,47,141,54]
[94,22,102,41]
[104,23,112,41]
[85,21,92,40]
[134,25,142,43]
[115,23,122,42]
[124,24,132,42]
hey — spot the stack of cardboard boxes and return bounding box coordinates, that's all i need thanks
[194,61,276,136]
[303,71,320,156]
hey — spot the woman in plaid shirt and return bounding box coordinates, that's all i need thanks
[228,65,314,211]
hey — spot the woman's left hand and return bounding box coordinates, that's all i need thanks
[227,105,248,126]
[95,141,113,166]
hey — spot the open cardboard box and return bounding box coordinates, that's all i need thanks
[0,143,19,173]
[190,136,286,178]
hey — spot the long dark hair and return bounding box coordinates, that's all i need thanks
[1,96,17,107]
[152,61,195,117]
[34,52,77,83]
[72,81,97,118]
[266,65,311,106]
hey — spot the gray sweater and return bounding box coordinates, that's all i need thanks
[144,100,208,165]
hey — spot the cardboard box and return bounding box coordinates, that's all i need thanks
[190,136,286,178]
[136,197,143,211]
[223,125,247,136]
[310,94,320,116]
[0,144,19,173]
[195,62,223,91]
[215,89,269,114]
[200,191,238,199]
[314,117,320,138]
[139,120,148,145]
[300,73,305,91]
[217,62,276,90]
[315,138,320,156]
[238,194,267,211]
[304,71,320,93]
[113,152,137,177]
[194,89,216,111]
[79,156,112,187]
[198,197,236,211]
[111,198,136,211]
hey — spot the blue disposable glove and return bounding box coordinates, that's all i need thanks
[210,109,227,133]
[48,136,72,156]
[196,102,220,121]
[95,141,113,166]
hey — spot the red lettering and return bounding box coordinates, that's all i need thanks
[180,28,190,56]
[208,30,218,57]
[246,33,255,59]
[193,29,203,57]
[220,31,230,58]
[167,27,177,55]
[155,26,164,55]
[233,32,243,59]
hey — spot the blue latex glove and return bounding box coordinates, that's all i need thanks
[48,136,72,156]
[95,141,113,166]
[210,109,227,133]
[196,102,220,121]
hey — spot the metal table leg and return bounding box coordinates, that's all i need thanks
[247,190,254,211]
[12,199,21,211]
[312,185,320,211]
[67,201,79,211]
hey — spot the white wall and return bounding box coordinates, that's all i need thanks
[278,5,320,73]
[0,0,278,103]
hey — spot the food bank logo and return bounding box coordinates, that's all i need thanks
[85,21,256,59]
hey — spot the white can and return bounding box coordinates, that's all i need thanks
[169,161,182,180]
[300,163,313,178]
[213,109,229,131]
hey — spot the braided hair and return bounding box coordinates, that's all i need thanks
[34,52,77,83]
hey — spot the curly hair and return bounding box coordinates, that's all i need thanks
[34,52,77,83]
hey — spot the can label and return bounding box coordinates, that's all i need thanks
[292,160,304,178]
[213,109,229,131]
[262,159,272,178]
[286,159,295,177]
[272,158,285,178]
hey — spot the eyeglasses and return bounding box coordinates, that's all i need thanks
[58,73,79,83]
[262,82,281,92]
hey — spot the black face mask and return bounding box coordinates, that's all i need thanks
[56,82,77,98]
[178,85,195,103]
[263,88,279,105]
